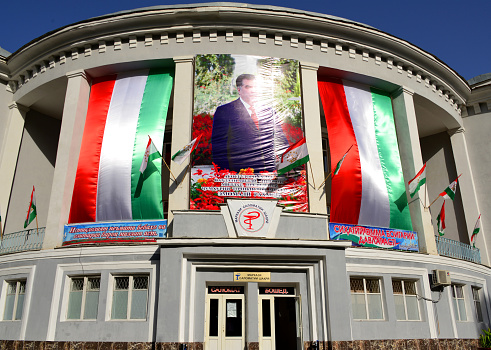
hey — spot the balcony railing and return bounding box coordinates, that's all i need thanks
[435,235,481,264]
[0,228,45,255]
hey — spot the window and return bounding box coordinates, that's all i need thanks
[451,284,467,321]
[350,277,384,320]
[67,276,100,320]
[111,275,148,320]
[3,280,26,321]
[392,280,420,321]
[472,287,483,322]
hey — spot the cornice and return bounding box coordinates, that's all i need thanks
[5,4,468,114]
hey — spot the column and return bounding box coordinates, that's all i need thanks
[0,102,29,233]
[43,70,90,249]
[448,128,490,265]
[300,62,328,216]
[392,87,438,255]
[167,56,194,226]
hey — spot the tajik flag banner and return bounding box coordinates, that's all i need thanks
[333,145,353,176]
[409,163,427,198]
[318,78,412,231]
[471,214,481,247]
[69,68,174,223]
[24,186,37,228]
[139,136,162,174]
[277,137,309,175]
[440,175,461,200]
[172,134,202,165]
[437,200,446,236]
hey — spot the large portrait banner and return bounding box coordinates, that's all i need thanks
[191,54,308,212]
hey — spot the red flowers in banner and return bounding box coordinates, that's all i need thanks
[192,113,213,166]
[282,122,304,145]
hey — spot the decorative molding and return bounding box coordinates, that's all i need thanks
[258,31,266,44]
[176,32,185,43]
[98,41,106,53]
[114,37,122,50]
[210,30,217,42]
[40,61,47,72]
[397,62,403,74]
[145,34,153,46]
[349,47,356,59]
[305,37,313,50]
[290,35,298,48]
[66,69,88,82]
[173,56,194,64]
[225,29,233,42]
[320,40,328,53]
[300,62,319,72]
[387,57,393,69]
[59,52,66,64]
[335,44,342,55]
[129,35,137,48]
[362,50,369,62]
[160,33,168,45]
[49,56,55,69]
[84,45,91,57]
[192,30,201,43]
[242,30,250,43]
[274,33,282,46]
[375,54,381,65]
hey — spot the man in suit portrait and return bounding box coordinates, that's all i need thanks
[211,73,286,172]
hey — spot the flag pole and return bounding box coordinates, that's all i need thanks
[428,195,440,209]
[162,158,177,182]
[308,160,316,189]
[317,170,333,190]
[35,213,39,235]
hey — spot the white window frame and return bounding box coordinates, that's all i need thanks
[392,279,421,321]
[451,284,467,322]
[109,274,149,321]
[66,276,100,321]
[350,277,385,320]
[3,280,26,321]
[472,286,483,323]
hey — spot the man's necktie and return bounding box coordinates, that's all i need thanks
[249,105,259,129]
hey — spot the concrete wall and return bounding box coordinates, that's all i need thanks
[420,132,468,243]
[4,110,60,234]
[0,80,12,160]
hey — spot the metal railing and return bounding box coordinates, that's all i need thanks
[435,235,481,264]
[0,228,45,255]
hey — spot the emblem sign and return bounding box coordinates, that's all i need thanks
[228,199,278,237]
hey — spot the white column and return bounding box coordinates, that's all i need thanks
[392,87,438,255]
[43,70,90,249]
[0,102,29,233]
[448,128,490,265]
[167,56,194,227]
[300,62,327,216]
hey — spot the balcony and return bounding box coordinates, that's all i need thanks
[435,235,481,264]
[0,228,45,255]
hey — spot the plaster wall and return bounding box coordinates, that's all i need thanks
[0,80,12,160]
[4,110,60,234]
[420,132,468,243]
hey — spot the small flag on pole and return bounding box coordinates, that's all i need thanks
[277,137,310,175]
[440,175,461,201]
[471,214,481,248]
[436,200,446,236]
[333,145,353,176]
[409,163,427,198]
[139,136,162,174]
[24,186,37,229]
[172,134,202,165]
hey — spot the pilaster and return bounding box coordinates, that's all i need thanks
[300,62,328,217]
[167,56,194,228]
[0,102,29,233]
[43,70,90,249]
[392,87,438,255]
[448,127,490,265]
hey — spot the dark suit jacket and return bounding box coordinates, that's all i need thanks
[211,99,279,172]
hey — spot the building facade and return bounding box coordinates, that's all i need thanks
[0,3,490,349]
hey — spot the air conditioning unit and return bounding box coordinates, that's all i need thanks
[432,270,451,286]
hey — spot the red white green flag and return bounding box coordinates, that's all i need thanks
[172,134,202,165]
[409,163,426,198]
[139,136,162,174]
[436,200,445,236]
[24,186,37,228]
[333,145,353,176]
[440,175,461,200]
[277,137,309,175]
[471,214,481,247]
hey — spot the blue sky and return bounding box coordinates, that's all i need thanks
[2,0,489,80]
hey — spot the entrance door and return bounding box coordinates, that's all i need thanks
[259,291,302,350]
[205,288,245,350]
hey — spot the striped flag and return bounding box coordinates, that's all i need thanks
[140,136,162,174]
[318,78,412,231]
[24,186,37,228]
[277,137,309,175]
[172,134,202,165]
[333,145,353,176]
[471,214,481,247]
[440,175,461,200]
[69,68,174,223]
[437,201,445,236]
[409,163,426,198]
